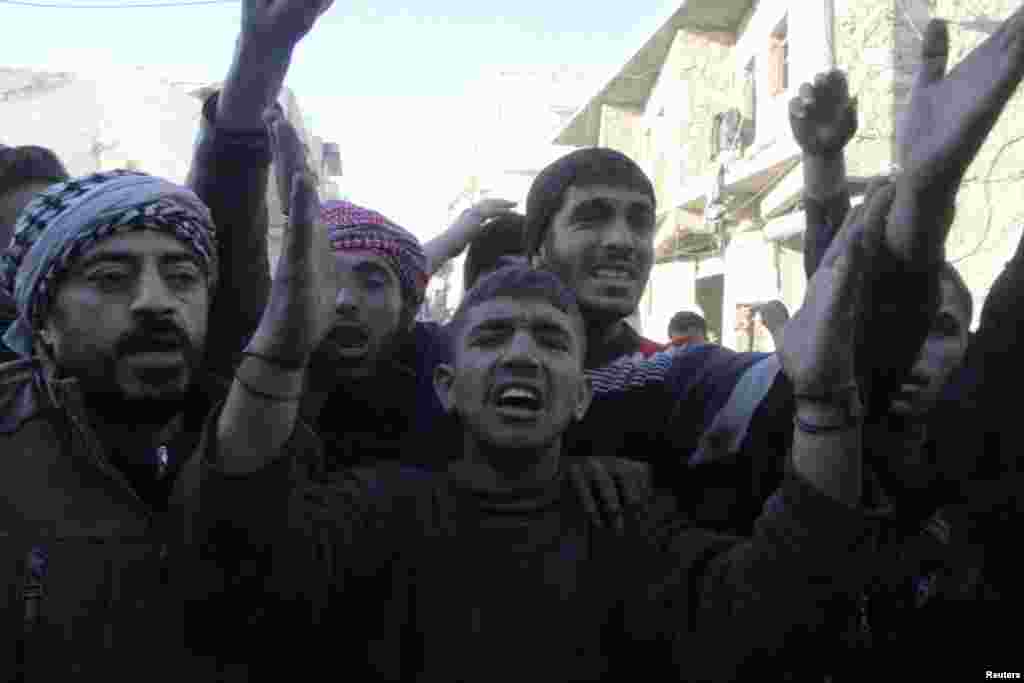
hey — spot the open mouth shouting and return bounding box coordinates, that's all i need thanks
[120,329,190,370]
[491,382,545,422]
[326,324,371,360]
[589,264,637,284]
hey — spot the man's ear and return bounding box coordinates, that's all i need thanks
[433,362,458,415]
[573,375,594,422]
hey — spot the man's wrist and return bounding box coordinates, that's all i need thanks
[794,385,863,429]
[886,186,952,269]
[217,36,295,127]
[802,153,847,202]
[235,32,298,66]
[246,330,312,367]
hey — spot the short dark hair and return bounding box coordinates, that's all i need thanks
[668,311,707,337]
[939,261,973,329]
[446,264,586,362]
[524,147,655,258]
[463,212,526,292]
[0,145,69,196]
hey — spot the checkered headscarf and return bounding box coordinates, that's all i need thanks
[320,199,427,306]
[1,170,217,357]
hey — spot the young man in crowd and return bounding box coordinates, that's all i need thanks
[0,170,268,680]
[185,0,650,523]
[199,153,889,680]
[667,310,708,347]
[550,7,1024,534]
[0,144,69,360]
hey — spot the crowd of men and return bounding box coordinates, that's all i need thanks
[1,1,1022,680]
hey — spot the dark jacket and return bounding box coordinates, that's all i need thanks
[0,91,274,681]
[200,446,878,682]
[0,358,227,681]
[186,91,274,379]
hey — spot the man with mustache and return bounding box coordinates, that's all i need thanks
[0,170,272,680]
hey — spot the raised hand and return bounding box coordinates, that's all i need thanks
[424,198,518,275]
[248,109,335,361]
[219,0,334,129]
[890,8,1024,263]
[461,198,518,226]
[790,70,858,158]
[780,182,894,397]
[241,0,335,49]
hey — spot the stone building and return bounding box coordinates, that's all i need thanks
[554,0,1024,350]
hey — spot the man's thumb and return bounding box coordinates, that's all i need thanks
[917,19,950,86]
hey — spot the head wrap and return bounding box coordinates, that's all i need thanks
[1,169,217,357]
[319,199,427,306]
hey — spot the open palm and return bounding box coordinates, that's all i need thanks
[898,11,1024,192]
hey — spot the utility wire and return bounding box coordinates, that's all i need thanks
[0,0,234,8]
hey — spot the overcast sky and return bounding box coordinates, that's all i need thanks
[0,0,680,238]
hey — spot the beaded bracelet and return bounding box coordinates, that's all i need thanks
[793,414,862,435]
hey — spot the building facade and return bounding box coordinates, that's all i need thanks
[553,0,1024,350]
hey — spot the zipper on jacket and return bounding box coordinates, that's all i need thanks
[22,546,47,633]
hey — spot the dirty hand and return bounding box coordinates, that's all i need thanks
[790,70,858,157]
[248,109,335,361]
[890,9,1024,264]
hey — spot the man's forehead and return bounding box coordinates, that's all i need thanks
[333,249,397,276]
[562,184,653,209]
[464,296,573,329]
[80,229,192,261]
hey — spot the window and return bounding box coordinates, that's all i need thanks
[768,16,789,97]
[741,57,757,145]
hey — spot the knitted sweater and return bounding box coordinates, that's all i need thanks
[200,452,877,682]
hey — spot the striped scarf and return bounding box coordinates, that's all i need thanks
[1,170,217,356]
